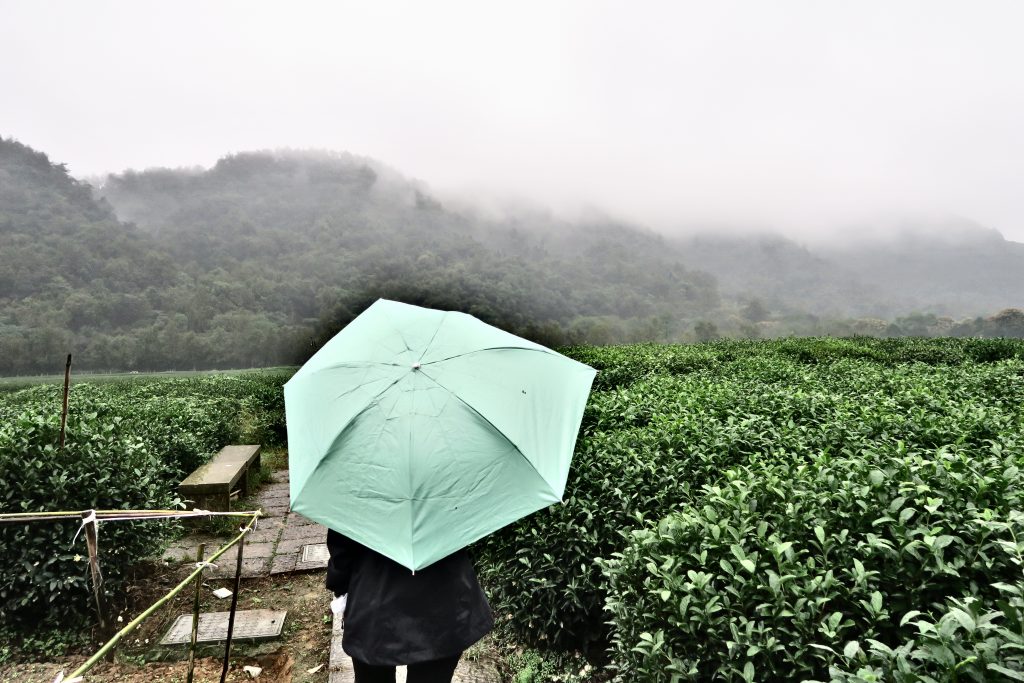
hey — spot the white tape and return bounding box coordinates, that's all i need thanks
[71,510,98,547]
[51,673,83,683]
[195,561,218,570]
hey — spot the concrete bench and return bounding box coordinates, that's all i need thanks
[179,445,262,511]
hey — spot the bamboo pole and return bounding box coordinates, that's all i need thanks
[186,543,206,683]
[59,354,72,449]
[220,526,247,683]
[63,513,260,681]
[0,509,259,524]
[81,510,110,639]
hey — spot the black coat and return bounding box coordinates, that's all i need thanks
[325,528,495,666]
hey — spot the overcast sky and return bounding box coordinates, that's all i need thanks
[2,1,1023,240]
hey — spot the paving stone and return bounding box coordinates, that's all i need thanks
[261,483,290,495]
[246,527,283,545]
[274,538,309,554]
[452,660,500,682]
[287,512,319,527]
[261,502,290,517]
[257,492,290,504]
[281,524,327,542]
[255,516,285,531]
[329,617,357,683]
[208,556,270,579]
[270,471,290,483]
[191,533,227,547]
[452,663,499,682]
[160,609,286,645]
[241,542,275,558]
[268,553,298,575]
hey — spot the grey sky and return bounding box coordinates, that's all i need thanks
[2,1,1022,240]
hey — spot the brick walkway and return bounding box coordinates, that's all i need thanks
[162,470,499,682]
[161,470,327,578]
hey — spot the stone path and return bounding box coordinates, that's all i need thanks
[162,470,329,578]
[162,469,499,682]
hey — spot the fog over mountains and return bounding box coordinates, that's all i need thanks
[2,136,1022,374]
[676,225,1024,319]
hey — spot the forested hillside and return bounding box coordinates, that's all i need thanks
[3,137,1023,374]
[0,139,184,372]
[0,140,719,373]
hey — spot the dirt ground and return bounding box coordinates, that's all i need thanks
[1,569,334,683]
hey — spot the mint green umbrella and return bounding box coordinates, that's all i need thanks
[285,299,596,571]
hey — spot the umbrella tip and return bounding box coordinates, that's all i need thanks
[412,362,421,370]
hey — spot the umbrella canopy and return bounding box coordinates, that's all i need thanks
[285,299,596,570]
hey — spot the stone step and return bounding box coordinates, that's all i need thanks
[159,609,286,645]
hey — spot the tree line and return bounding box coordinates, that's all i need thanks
[1,137,1021,375]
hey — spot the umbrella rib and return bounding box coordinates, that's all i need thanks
[416,311,448,363]
[302,373,407,484]
[382,308,414,353]
[422,346,553,366]
[321,361,403,372]
[407,374,417,570]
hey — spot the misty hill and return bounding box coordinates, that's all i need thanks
[819,225,1024,317]
[0,138,173,299]
[0,138,183,372]
[98,150,719,328]
[3,137,1022,375]
[675,233,883,318]
[675,225,1024,320]
[0,140,720,373]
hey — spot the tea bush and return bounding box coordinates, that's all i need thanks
[4,339,1024,679]
[0,398,175,629]
[2,372,290,476]
[602,442,1024,681]
[822,513,1024,682]
[0,370,290,630]
[476,338,1024,679]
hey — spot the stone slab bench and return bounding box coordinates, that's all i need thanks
[179,444,262,511]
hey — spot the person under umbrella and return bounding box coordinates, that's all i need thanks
[285,300,596,682]
[326,530,493,682]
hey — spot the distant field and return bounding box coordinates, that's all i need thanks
[0,366,298,393]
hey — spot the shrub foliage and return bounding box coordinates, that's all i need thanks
[0,399,172,629]
[3,338,1024,681]
[476,338,1024,680]
[0,371,289,630]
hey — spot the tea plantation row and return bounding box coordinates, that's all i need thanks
[477,337,1024,681]
[0,372,289,633]
[3,337,1024,681]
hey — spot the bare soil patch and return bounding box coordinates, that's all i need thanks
[1,569,333,683]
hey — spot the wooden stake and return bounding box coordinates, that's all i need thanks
[81,510,110,639]
[186,543,206,683]
[59,354,72,449]
[220,526,246,683]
